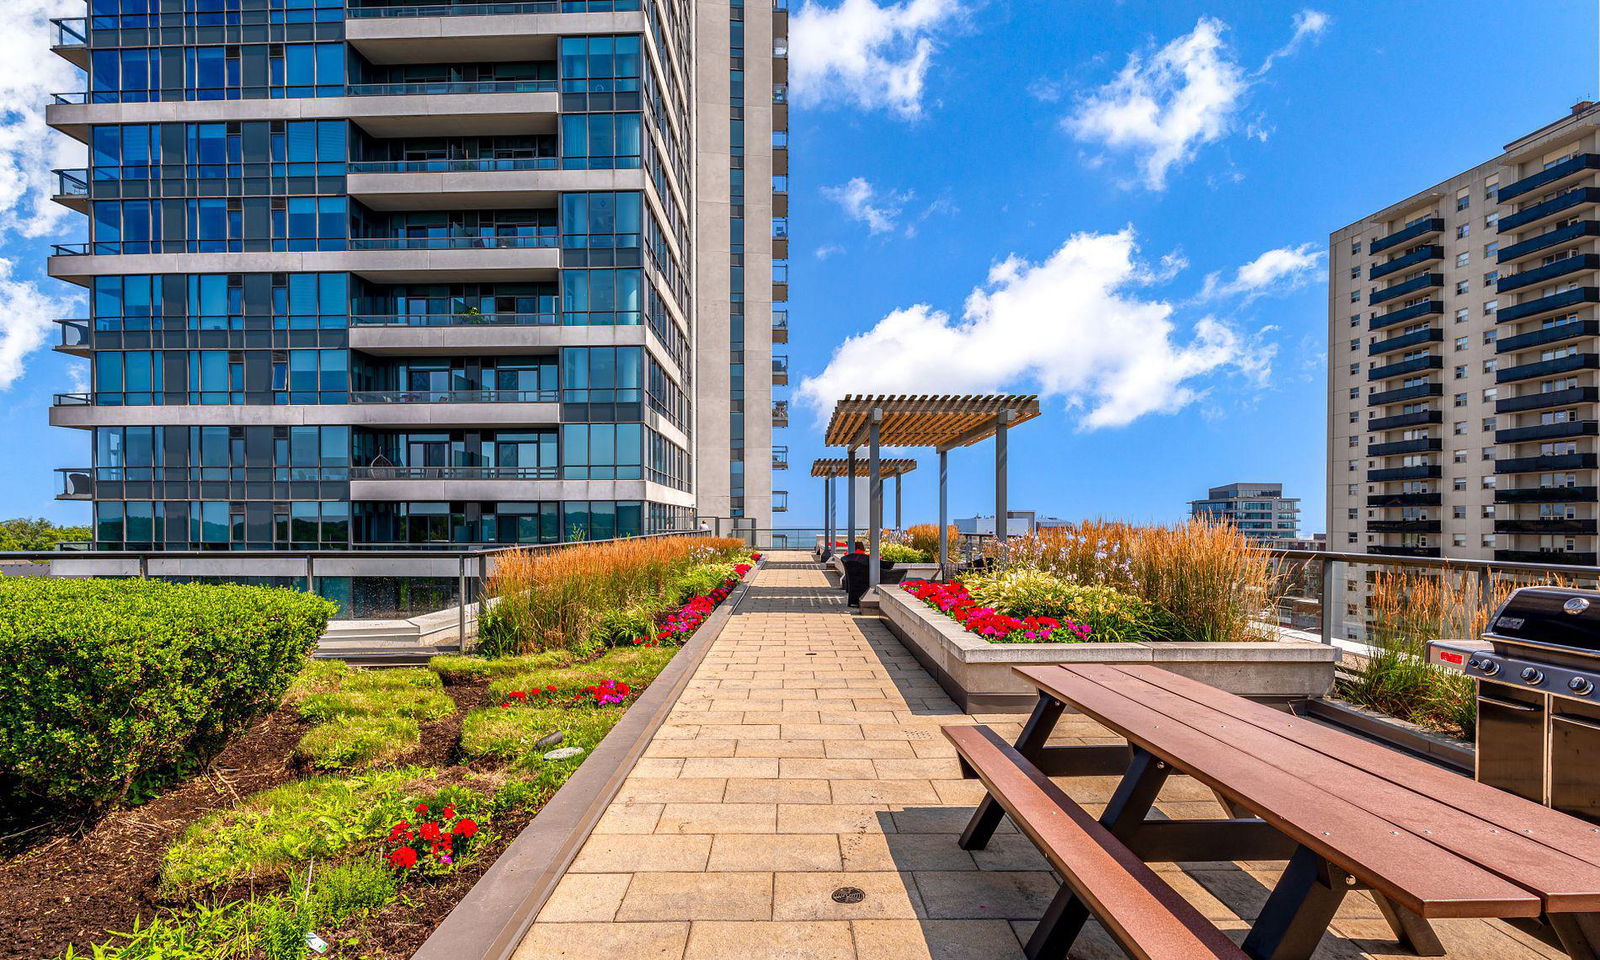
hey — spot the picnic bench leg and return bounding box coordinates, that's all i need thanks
[1548,912,1600,960]
[960,692,1063,850]
[1242,844,1351,960]
[1023,884,1092,960]
[1099,747,1171,842]
[1373,895,1445,957]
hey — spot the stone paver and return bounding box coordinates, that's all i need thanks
[513,553,1546,959]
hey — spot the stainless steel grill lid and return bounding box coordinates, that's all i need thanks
[1484,586,1600,657]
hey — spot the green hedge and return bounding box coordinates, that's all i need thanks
[0,578,335,811]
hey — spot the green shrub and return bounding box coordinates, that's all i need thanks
[880,543,931,564]
[294,714,420,770]
[588,599,664,647]
[966,569,1166,643]
[0,578,334,811]
[160,767,429,896]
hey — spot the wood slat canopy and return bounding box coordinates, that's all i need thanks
[823,394,1042,450]
[810,457,918,478]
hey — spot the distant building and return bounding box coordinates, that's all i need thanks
[1190,483,1301,543]
[955,511,1068,537]
[1275,533,1328,551]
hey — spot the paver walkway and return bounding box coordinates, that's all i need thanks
[513,554,1564,960]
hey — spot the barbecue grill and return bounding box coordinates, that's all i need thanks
[1429,586,1600,822]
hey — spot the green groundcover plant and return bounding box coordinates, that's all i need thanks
[0,578,334,812]
[963,567,1170,643]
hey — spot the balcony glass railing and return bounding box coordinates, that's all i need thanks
[1500,188,1600,232]
[1497,287,1600,323]
[1495,352,1600,383]
[346,79,555,97]
[771,400,789,426]
[54,389,559,406]
[1368,383,1443,406]
[1367,355,1442,381]
[349,157,560,174]
[346,0,638,17]
[1496,220,1600,263]
[1497,385,1600,413]
[347,234,558,251]
[51,17,87,47]
[351,312,559,327]
[349,465,557,480]
[1369,217,1444,255]
[1368,408,1442,431]
[1369,327,1443,356]
[1369,273,1443,305]
[1496,420,1600,444]
[1369,245,1444,280]
[56,319,91,350]
[1496,452,1599,474]
[350,389,557,404]
[1499,154,1600,202]
[1496,319,1599,353]
[56,468,93,500]
[1369,300,1443,330]
[1496,254,1600,293]
[53,234,559,256]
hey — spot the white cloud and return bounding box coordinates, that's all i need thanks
[0,0,85,239]
[822,177,908,234]
[1198,243,1324,301]
[815,243,846,260]
[789,0,962,118]
[0,257,74,390]
[1067,11,1328,190]
[796,228,1273,430]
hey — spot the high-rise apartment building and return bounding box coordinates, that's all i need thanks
[1189,482,1300,543]
[46,0,786,550]
[1329,102,1600,565]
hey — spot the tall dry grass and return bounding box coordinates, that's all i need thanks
[904,524,962,558]
[477,536,745,656]
[1000,519,1279,642]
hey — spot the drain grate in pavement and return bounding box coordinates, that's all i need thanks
[831,887,866,904]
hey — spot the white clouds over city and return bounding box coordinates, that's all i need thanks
[822,177,908,234]
[1067,10,1329,190]
[796,229,1274,430]
[789,0,963,118]
[1198,242,1325,302]
[0,257,73,391]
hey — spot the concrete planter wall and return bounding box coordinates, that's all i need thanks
[878,584,1338,713]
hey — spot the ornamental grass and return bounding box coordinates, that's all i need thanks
[1000,519,1279,643]
[904,523,962,558]
[477,536,745,655]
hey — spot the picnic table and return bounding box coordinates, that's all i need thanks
[945,663,1600,960]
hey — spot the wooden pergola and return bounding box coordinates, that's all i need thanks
[822,394,1042,585]
[810,457,918,558]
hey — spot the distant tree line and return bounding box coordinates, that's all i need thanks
[0,518,92,552]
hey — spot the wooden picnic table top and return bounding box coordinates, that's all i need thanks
[1016,663,1600,921]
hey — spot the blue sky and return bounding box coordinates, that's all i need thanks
[0,0,1597,532]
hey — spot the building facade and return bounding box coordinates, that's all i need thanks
[1188,482,1300,543]
[45,0,785,550]
[1329,102,1600,565]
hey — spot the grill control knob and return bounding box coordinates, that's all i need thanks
[1478,659,1501,677]
[1521,667,1545,685]
[1571,677,1595,696]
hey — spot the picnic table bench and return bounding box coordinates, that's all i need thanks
[944,663,1600,960]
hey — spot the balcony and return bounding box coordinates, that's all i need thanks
[1367,438,1441,457]
[1497,420,1599,444]
[351,388,557,404]
[1500,187,1600,232]
[772,400,789,427]
[49,17,87,67]
[49,239,561,284]
[1370,327,1443,356]
[1368,409,1441,430]
[772,312,788,344]
[350,312,559,327]
[1498,153,1600,202]
[1495,453,1599,474]
[1370,545,1442,558]
[1369,217,1444,255]
[1367,520,1441,534]
[1496,220,1600,264]
[1494,549,1599,566]
[56,468,93,501]
[347,0,566,17]
[1495,518,1600,535]
[349,465,557,480]
[772,490,788,513]
[1497,287,1600,323]
[1498,386,1600,413]
[1496,319,1599,353]
[348,157,560,175]
[1367,492,1442,507]
[772,355,789,386]
[1368,355,1442,381]
[1496,485,1598,503]
[1369,273,1444,305]
[1496,254,1600,293]
[56,318,91,356]
[1496,352,1600,383]
[1369,245,1444,280]
[1368,383,1442,406]
[772,446,789,471]
[1369,300,1443,330]
[1367,465,1441,482]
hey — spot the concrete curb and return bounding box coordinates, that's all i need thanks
[410,560,761,960]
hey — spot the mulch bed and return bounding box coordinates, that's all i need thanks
[0,675,512,960]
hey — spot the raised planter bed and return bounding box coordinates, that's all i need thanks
[878,583,1338,713]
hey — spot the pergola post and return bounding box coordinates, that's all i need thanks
[822,475,833,560]
[894,475,902,531]
[938,449,949,579]
[846,447,857,550]
[868,408,883,591]
[994,410,1011,562]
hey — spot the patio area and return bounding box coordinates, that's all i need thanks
[510,553,1560,960]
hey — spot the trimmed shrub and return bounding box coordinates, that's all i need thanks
[0,578,333,812]
[880,543,932,564]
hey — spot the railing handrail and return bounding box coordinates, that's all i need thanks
[348,157,559,173]
[1266,546,1600,576]
[0,530,703,563]
[350,312,559,326]
[349,465,558,479]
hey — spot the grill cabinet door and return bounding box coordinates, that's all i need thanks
[1477,685,1546,804]
[1551,701,1600,823]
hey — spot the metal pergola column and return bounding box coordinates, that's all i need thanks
[995,410,1011,562]
[846,447,857,551]
[894,475,902,531]
[868,407,883,591]
[938,449,949,579]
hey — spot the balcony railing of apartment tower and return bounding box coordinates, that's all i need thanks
[53,387,565,405]
[1369,273,1444,305]
[52,233,559,257]
[1367,355,1442,381]
[1497,385,1600,413]
[1369,409,1442,430]
[1368,382,1442,406]
[345,0,639,18]
[771,400,788,427]
[1496,352,1600,383]
[1496,318,1600,352]
[1498,153,1600,202]
[348,465,558,480]
[1369,299,1443,329]
[50,17,86,48]
[1496,420,1600,444]
[772,490,788,512]
[771,356,788,385]
[1370,327,1444,355]
[1367,437,1442,456]
[771,446,788,471]
[1368,217,1444,255]
[771,311,788,343]
[1496,254,1600,293]
[1499,187,1600,232]
[1368,245,1444,280]
[1367,491,1442,506]
[1496,220,1600,263]
[1497,485,1600,503]
[1496,286,1600,323]
[1496,452,1600,474]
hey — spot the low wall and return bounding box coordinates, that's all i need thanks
[878,584,1338,713]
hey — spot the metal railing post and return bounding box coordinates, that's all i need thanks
[1320,557,1339,646]
[458,554,468,653]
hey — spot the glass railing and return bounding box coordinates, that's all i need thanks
[349,157,559,174]
[56,468,93,500]
[56,319,91,349]
[347,234,558,250]
[350,312,559,327]
[51,17,87,47]
[1499,154,1600,202]
[52,236,559,255]
[346,0,640,17]
[350,465,557,479]
[346,79,556,97]
[350,389,557,403]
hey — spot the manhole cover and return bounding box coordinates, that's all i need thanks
[831,887,866,904]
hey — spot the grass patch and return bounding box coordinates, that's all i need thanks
[428,648,582,681]
[460,705,627,768]
[294,714,420,771]
[284,663,455,771]
[485,645,678,703]
[159,767,431,897]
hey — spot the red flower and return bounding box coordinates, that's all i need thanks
[420,821,443,843]
[442,804,456,818]
[414,803,429,814]
[387,846,418,869]
[456,818,479,838]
